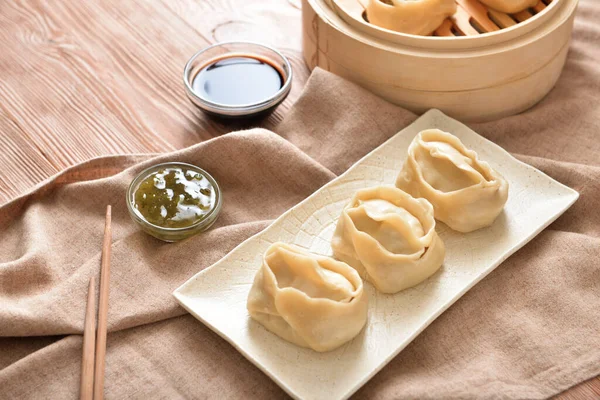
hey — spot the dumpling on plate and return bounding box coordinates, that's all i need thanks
[247,242,368,352]
[396,129,509,233]
[366,0,457,36]
[331,186,445,294]
[478,0,538,14]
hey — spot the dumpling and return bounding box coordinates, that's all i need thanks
[331,186,445,294]
[247,242,368,352]
[366,0,457,36]
[478,0,538,14]
[396,129,509,233]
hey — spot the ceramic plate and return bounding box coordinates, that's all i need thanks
[174,109,579,400]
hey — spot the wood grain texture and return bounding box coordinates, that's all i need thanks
[0,0,596,397]
[0,0,306,200]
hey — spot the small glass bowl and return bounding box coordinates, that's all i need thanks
[126,162,222,242]
[183,41,293,119]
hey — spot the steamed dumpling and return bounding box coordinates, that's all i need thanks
[331,186,445,294]
[478,0,538,14]
[247,243,368,352]
[396,129,509,233]
[366,0,457,36]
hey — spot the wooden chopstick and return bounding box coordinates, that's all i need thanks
[93,205,112,400]
[80,277,96,400]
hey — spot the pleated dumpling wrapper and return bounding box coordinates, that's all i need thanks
[331,186,445,294]
[478,0,538,14]
[366,0,457,36]
[247,243,368,352]
[396,129,509,233]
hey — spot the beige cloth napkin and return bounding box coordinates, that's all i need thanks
[1,3,600,397]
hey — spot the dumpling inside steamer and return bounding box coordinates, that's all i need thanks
[365,0,457,36]
[396,129,509,233]
[332,186,445,294]
[247,243,368,352]
[478,0,539,14]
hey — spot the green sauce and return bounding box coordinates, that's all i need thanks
[133,167,216,228]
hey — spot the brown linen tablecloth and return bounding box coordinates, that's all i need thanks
[1,2,600,397]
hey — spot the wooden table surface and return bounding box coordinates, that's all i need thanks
[0,0,598,398]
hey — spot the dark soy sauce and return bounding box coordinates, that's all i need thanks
[192,55,284,106]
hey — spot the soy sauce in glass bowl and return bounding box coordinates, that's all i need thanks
[184,42,293,119]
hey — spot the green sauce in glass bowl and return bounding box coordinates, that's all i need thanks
[127,162,222,242]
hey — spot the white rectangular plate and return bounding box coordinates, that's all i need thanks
[174,109,579,400]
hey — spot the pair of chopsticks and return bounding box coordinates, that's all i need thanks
[80,206,112,400]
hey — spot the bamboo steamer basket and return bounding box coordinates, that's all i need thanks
[302,0,579,121]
